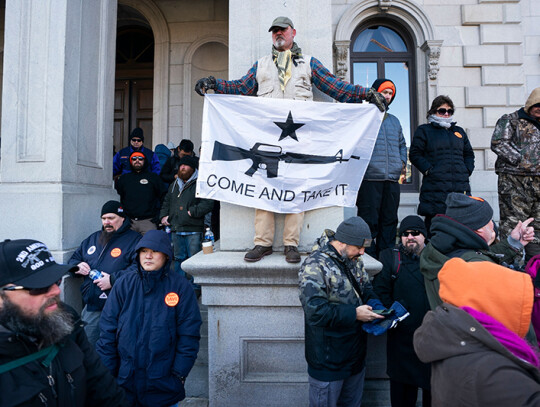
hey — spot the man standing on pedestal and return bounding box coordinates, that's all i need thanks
[299,217,385,407]
[195,16,387,264]
[491,87,540,261]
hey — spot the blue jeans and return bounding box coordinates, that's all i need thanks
[308,368,366,407]
[172,232,202,278]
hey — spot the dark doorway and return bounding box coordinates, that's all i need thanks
[114,11,154,153]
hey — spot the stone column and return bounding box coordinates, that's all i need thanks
[0,0,118,268]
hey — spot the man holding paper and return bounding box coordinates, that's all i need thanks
[195,16,386,263]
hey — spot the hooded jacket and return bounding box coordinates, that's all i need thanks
[159,172,214,233]
[414,259,540,406]
[97,230,202,407]
[420,215,521,309]
[491,88,540,176]
[298,230,382,382]
[159,149,199,185]
[410,122,475,216]
[154,144,172,169]
[68,219,141,312]
[0,304,127,407]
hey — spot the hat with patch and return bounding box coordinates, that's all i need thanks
[268,16,294,31]
[334,216,372,247]
[0,239,77,289]
[445,193,493,230]
[101,200,126,218]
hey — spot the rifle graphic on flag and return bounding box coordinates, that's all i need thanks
[212,141,360,178]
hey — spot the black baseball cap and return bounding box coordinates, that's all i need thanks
[0,239,77,289]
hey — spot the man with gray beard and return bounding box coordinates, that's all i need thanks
[373,215,431,407]
[0,239,127,406]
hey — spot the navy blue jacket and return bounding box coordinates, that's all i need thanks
[113,145,161,177]
[69,219,141,312]
[96,230,202,407]
[364,113,407,181]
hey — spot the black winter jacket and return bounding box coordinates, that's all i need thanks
[0,304,127,407]
[68,220,141,312]
[410,122,475,216]
[159,150,199,185]
[115,168,165,220]
[373,245,431,389]
[159,175,214,233]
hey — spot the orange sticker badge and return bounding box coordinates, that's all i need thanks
[165,292,179,307]
[110,248,122,258]
[454,131,462,138]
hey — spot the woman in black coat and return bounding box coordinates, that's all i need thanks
[410,96,475,234]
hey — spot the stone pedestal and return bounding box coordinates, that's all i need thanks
[183,244,382,407]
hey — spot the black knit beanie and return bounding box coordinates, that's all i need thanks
[178,155,199,170]
[129,127,144,142]
[334,217,372,246]
[445,193,493,230]
[399,215,427,237]
[101,200,126,218]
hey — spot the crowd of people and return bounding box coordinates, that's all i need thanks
[0,14,539,407]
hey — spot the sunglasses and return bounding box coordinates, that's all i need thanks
[2,279,62,296]
[436,108,454,116]
[401,230,421,237]
[131,157,145,162]
[131,138,143,142]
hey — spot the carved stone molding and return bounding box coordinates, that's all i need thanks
[378,0,393,12]
[421,40,443,81]
[333,40,350,81]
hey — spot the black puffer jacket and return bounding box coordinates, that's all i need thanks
[410,122,475,216]
[0,304,127,407]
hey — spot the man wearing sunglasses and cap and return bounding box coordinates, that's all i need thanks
[195,16,388,265]
[373,215,431,407]
[0,239,127,406]
[113,127,161,179]
[299,217,386,407]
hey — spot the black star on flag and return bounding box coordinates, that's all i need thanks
[274,111,305,141]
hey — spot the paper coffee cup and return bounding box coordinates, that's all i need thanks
[202,241,213,254]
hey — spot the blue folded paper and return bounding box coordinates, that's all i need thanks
[362,301,410,336]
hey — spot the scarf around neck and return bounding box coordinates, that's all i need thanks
[428,114,454,129]
[272,42,303,91]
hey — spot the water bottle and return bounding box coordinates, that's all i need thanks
[165,226,171,235]
[89,269,103,281]
[204,227,214,245]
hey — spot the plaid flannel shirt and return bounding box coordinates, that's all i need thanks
[215,57,368,103]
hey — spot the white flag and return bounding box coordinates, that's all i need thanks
[196,94,383,214]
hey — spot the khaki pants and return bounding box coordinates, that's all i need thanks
[130,218,157,235]
[254,209,304,247]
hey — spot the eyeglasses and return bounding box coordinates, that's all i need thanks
[2,279,62,296]
[401,231,421,237]
[436,108,454,116]
[131,157,144,162]
[131,138,143,143]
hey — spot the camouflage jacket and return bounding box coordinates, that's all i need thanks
[491,108,540,175]
[298,229,380,381]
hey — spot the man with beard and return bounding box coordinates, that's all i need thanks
[113,127,160,178]
[115,152,165,234]
[298,216,386,407]
[0,239,127,406]
[68,200,141,345]
[195,16,387,264]
[97,230,201,407]
[373,215,431,407]
[160,139,198,187]
[160,156,214,285]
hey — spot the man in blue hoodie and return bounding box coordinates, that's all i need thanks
[97,230,202,407]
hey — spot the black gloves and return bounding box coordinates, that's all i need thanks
[366,88,388,112]
[195,76,217,96]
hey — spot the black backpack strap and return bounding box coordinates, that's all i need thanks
[391,248,401,280]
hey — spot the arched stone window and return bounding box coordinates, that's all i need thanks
[350,19,417,189]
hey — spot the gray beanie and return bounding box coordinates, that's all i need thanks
[445,193,493,230]
[334,216,372,247]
